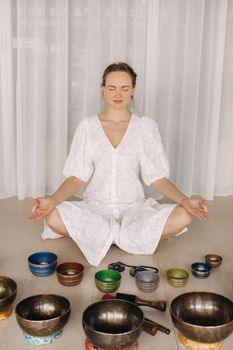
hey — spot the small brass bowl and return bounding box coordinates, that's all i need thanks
[0,276,17,316]
[170,292,233,343]
[56,262,84,286]
[95,270,121,293]
[28,252,57,277]
[191,262,211,279]
[205,254,222,268]
[15,294,71,337]
[166,268,189,287]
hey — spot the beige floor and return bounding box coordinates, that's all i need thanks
[0,196,233,350]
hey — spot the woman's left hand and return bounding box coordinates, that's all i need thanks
[180,197,209,221]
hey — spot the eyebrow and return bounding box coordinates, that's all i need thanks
[107,85,131,88]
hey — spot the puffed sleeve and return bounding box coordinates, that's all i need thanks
[140,117,169,185]
[63,118,94,182]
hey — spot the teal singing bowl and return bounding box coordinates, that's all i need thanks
[95,270,121,293]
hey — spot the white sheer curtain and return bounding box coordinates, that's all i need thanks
[0,0,232,200]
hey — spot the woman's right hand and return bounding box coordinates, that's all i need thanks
[28,197,58,222]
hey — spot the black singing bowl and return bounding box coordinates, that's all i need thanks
[170,292,233,343]
[82,299,144,350]
[15,294,71,337]
[0,276,17,312]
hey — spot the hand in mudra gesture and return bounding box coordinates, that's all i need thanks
[180,197,208,221]
[28,197,58,222]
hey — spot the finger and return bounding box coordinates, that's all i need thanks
[32,205,37,213]
[203,205,208,213]
[187,208,209,221]
[33,198,41,205]
[27,213,44,222]
[192,211,209,221]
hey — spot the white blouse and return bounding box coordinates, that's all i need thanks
[43,115,177,266]
[63,114,169,205]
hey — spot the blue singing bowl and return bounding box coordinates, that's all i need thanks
[191,262,211,279]
[28,252,57,277]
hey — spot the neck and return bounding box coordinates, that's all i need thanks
[101,107,132,122]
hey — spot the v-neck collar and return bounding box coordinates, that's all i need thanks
[96,114,134,151]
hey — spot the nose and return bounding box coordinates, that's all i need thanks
[115,89,122,98]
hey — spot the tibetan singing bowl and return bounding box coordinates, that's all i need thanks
[82,299,144,349]
[15,294,71,337]
[170,292,233,343]
[166,268,189,287]
[28,252,57,276]
[0,276,17,312]
[56,262,84,286]
[95,270,121,293]
[205,254,222,268]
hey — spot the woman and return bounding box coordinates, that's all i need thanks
[29,62,208,266]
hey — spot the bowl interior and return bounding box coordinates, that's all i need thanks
[205,255,222,270]
[191,262,210,272]
[167,268,189,279]
[205,254,222,263]
[171,292,233,327]
[95,270,121,283]
[28,252,57,265]
[56,262,84,276]
[16,295,70,321]
[135,271,159,283]
[83,300,143,334]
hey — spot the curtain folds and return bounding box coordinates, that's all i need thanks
[0,0,232,200]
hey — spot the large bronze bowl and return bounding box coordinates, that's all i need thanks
[82,299,144,349]
[0,276,17,312]
[15,294,71,336]
[170,292,233,343]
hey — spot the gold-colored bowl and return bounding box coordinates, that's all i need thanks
[166,268,189,287]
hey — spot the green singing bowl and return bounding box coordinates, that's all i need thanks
[95,270,121,293]
[170,292,233,343]
[15,294,71,337]
[0,276,17,312]
[166,268,189,287]
[82,299,144,350]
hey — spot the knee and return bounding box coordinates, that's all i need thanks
[179,206,193,227]
[45,209,59,230]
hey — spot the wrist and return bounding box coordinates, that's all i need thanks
[179,197,189,206]
[49,195,60,206]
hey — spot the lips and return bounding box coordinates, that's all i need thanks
[113,100,123,104]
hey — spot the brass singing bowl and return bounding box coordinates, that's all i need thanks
[15,294,71,337]
[170,292,233,343]
[0,276,17,312]
[82,299,144,349]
